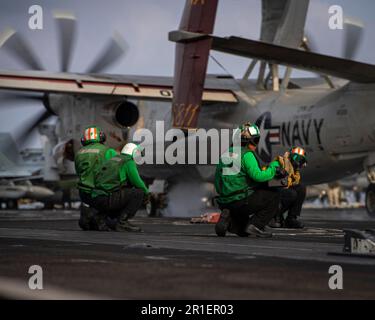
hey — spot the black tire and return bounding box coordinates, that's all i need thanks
[365,184,375,217]
[43,202,54,210]
[146,196,157,217]
[7,200,18,210]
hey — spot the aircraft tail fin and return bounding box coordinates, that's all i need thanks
[170,0,219,129]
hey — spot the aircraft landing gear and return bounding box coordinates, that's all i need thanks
[364,157,375,217]
[145,194,162,217]
[365,183,375,217]
[146,180,168,217]
[6,200,18,210]
[145,193,168,217]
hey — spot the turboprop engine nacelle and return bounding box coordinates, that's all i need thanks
[101,100,139,128]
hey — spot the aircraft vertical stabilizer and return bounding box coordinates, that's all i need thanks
[171,0,218,129]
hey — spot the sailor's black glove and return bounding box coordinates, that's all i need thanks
[275,166,288,179]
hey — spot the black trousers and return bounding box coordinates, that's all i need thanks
[220,188,280,230]
[79,187,144,221]
[279,184,306,218]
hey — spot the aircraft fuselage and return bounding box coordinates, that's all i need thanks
[196,80,375,184]
[52,78,375,186]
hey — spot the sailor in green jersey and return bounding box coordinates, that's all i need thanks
[91,142,149,232]
[74,126,117,231]
[215,123,283,238]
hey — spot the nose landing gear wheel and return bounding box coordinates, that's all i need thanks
[365,183,375,217]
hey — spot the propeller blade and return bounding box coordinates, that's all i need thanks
[0,28,44,70]
[0,92,44,105]
[86,32,128,74]
[3,109,51,155]
[15,110,51,146]
[343,18,364,60]
[53,10,76,72]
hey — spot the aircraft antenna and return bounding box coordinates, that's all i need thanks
[209,54,232,77]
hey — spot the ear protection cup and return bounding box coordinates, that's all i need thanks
[99,131,106,143]
[81,136,89,146]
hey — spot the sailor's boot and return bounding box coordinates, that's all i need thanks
[215,209,231,237]
[78,204,95,231]
[115,213,142,232]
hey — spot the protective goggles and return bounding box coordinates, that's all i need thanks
[251,136,260,145]
[291,154,307,168]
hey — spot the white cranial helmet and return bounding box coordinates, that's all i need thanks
[121,143,144,158]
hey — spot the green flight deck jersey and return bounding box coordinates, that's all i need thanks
[93,154,149,197]
[215,146,279,204]
[74,143,117,194]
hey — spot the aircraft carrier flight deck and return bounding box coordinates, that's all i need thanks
[0,208,374,299]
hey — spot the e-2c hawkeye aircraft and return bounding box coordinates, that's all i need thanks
[1,0,375,216]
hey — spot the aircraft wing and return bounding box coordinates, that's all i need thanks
[211,35,375,83]
[0,69,237,103]
[170,31,375,83]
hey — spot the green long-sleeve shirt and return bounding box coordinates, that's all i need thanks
[242,151,279,182]
[215,147,279,204]
[93,154,149,197]
[118,156,149,194]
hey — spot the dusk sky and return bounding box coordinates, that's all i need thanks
[0,0,374,148]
